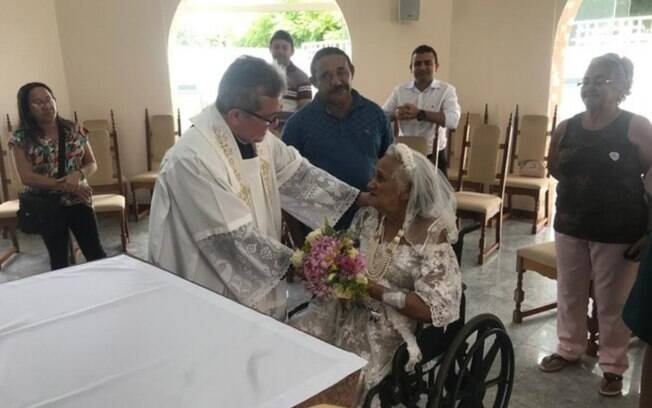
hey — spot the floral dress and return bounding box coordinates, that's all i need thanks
[291,207,462,401]
[9,127,91,206]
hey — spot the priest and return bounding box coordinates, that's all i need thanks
[148,56,362,320]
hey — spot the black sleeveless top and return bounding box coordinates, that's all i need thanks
[554,111,647,244]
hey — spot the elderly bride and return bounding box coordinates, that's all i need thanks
[292,143,462,403]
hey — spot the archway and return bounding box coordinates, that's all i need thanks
[168,0,351,128]
[550,0,652,121]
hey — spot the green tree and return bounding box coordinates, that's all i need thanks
[234,11,348,48]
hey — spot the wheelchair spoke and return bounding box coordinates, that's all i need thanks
[484,376,503,388]
[479,341,501,380]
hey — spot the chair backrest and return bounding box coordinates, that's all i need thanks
[396,136,428,156]
[86,127,125,197]
[0,132,25,201]
[87,129,115,186]
[465,124,503,185]
[450,105,487,161]
[146,112,176,171]
[83,119,110,132]
[516,114,548,162]
[2,116,25,201]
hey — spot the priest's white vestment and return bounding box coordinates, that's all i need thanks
[148,105,359,319]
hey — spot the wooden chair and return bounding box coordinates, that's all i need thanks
[513,241,599,356]
[500,105,557,234]
[0,115,21,267]
[395,136,428,156]
[454,114,513,264]
[392,119,443,168]
[84,111,129,251]
[129,109,179,220]
[448,108,487,187]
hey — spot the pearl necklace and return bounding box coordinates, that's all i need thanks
[366,216,404,281]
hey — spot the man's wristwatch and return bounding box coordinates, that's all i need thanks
[416,110,426,121]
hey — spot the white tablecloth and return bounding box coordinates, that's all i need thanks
[0,255,366,408]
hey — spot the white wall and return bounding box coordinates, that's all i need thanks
[450,0,567,125]
[337,0,454,103]
[0,0,70,130]
[55,0,178,177]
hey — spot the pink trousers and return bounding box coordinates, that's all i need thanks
[555,232,639,375]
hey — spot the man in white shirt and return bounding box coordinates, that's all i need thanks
[383,44,461,174]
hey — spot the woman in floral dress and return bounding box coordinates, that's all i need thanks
[11,82,106,270]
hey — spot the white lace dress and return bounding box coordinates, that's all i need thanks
[291,207,462,400]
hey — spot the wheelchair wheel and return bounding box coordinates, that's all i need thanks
[428,314,514,408]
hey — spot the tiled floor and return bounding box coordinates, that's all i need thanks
[0,215,643,407]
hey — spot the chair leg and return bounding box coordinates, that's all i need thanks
[587,282,599,357]
[124,209,130,240]
[513,259,525,323]
[120,212,128,252]
[132,188,140,221]
[531,194,541,234]
[10,227,19,252]
[544,189,551,226]
[478,221,486,265]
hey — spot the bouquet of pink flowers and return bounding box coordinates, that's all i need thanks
[291,223,368,300]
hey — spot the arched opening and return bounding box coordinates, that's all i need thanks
[550,0,652,121]
[168,0,351,128]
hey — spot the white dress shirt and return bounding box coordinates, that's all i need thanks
[383,79,461,153]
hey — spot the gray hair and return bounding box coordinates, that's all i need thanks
[216,55,286,114]
[590,53,634,102]
[384,144,457,242]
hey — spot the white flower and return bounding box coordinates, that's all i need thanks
[305,228,322,244]
[290,250,305,268]
[354,274,368,285]
[334,284,352,300]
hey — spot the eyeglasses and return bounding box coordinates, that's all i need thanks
[239,108,280,129]
[576,79,614,87]
[30,97,56,109]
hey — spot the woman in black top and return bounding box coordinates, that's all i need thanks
[539,54,652,397]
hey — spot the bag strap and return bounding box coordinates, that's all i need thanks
[57,121,66,179]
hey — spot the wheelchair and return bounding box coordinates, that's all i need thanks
[362,223,515,408]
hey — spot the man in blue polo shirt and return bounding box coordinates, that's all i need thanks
[283,47,393,230]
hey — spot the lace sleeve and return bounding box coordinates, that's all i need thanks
[197,221,292,308]
[279,160,359,230]
[413,242,462,327]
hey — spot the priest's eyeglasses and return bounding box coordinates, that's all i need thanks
[576,78,613,87]
[240,109,280,129]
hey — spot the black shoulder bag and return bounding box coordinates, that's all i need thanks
[17,125,66,235]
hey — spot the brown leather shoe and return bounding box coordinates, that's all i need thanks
[599,373,623,397]
[538,353,579,373]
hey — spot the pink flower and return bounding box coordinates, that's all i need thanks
[299,231,368,300]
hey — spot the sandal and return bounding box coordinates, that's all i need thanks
[538,353,578,373]
[599,372,623,397]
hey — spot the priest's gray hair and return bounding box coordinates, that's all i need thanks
[385,143,458,242]
[216,55,287,114]
[590,53,634,102]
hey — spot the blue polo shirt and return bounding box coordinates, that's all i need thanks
[283,89,393,228]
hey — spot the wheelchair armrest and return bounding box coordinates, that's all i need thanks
[453,221,482,263]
